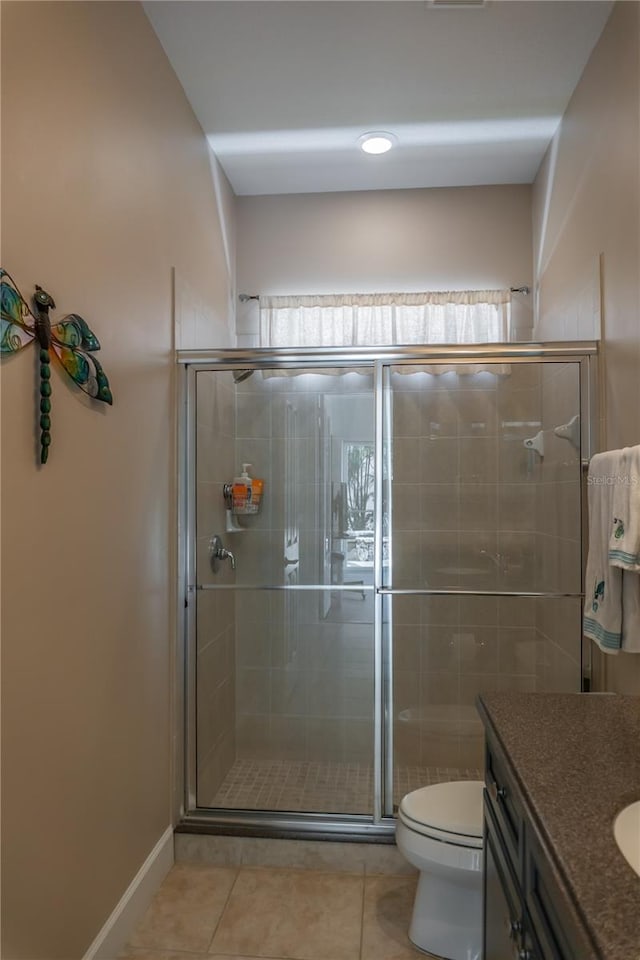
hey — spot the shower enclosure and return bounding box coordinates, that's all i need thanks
[177,343,598,837]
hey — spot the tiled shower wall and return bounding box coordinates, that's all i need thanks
[195,361,584,795]
[534,362,583,691]
[391,362,583,767]
[390,365,543,593]
[391,365,546,770]
[232,371,375,766]
[196,372,237,803]
[392,595,539,770]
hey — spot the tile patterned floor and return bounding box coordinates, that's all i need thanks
[122,862,423,960]
[209,759,482,813]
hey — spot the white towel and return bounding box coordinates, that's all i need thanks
[584,452,623,653]
[622,573,640,653]
[606,445,640,652]
[608,445,640,572]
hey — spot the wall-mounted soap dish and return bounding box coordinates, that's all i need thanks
[223,483,244,532]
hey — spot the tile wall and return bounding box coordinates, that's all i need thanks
[390,364,543,593]
[194,361,584,804]
[534,362,583,691]
[231,371,375,772]
[390,361,582,771]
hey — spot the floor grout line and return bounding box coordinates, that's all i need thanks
[232,863,367,879]
[128,861,421,960]
[205,864,242,954]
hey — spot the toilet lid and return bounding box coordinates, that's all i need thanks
[399,780,484,840]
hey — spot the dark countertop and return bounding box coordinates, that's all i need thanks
[477,692,640,960]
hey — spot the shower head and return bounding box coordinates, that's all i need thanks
[233,369,254,384]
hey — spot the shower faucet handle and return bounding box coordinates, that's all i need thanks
[210,535,236,571]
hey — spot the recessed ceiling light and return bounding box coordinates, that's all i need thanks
[427,0,486,7]
[358,132,396,155]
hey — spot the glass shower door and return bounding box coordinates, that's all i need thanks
[381,359,584,814]
[193,365,377,816]
[187,348,590,828]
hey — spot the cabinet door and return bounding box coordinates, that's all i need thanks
[520,925,542,960]
[525,831,586,960]
[484,804,523,960]
[486,741,525,873]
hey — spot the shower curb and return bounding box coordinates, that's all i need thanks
[174,831,417,876]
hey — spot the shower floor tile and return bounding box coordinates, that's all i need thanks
[208,759,481,814]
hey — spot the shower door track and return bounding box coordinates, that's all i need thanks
[192,585,584,598]
[178,342,599,366]
[177,342,599,839]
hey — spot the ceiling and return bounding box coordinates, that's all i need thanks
[144,1,613,197]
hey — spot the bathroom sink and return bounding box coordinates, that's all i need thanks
[613,801,640,876]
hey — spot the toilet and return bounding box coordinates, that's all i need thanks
[395,780,484,960]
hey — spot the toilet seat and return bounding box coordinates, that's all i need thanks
[398,780,484,849]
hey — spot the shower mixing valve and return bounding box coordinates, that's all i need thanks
[209,535,236,572]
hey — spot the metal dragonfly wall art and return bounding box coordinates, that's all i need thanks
[0,268,113,464]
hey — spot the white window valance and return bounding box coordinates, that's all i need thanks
[259,289,511,348]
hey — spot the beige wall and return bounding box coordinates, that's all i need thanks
[236,185,534,344]
[532,1,640,693]
[1,3,234,957]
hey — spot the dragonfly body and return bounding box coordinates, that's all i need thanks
[0,269,112,464]
[33,287,56,462]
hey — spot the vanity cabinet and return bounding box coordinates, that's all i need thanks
[477,692,640,960]
[483,733,595,960]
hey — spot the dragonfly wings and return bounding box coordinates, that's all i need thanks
[0,269,36,353]
[50,314,113,405]
[0,269,113,405]
[50,338,113,405]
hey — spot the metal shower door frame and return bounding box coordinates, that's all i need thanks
[176,342,598,837]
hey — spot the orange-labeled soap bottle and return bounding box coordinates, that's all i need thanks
[232,463,264,514]
[232,463,252,512]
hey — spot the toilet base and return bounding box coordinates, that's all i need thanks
[408,865,482,960]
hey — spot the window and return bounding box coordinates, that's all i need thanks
[260,290,511,348]
[344,441,375,533]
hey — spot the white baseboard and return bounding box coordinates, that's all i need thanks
[83,825,174,960]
